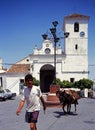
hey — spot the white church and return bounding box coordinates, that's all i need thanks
[0,13,90,94]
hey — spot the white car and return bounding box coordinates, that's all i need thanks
[0,90,7,101]
[3,89,13,99]
[0,89,16,101]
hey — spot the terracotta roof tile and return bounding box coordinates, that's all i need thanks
[7,64,30,73]
[64,13,90,19]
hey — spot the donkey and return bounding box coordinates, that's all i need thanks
[56,89,80,114]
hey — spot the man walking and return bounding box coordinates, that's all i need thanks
[16,74,46,130]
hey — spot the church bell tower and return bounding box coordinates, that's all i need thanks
[63,14,90,81]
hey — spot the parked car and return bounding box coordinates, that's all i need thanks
[0,90,7,101]
[3,89,16,99]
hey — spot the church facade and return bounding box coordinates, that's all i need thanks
[0,13,90,94]
[28,13,90,92]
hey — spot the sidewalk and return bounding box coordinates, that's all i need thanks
[0,97,95,130]
[38,98,95,130]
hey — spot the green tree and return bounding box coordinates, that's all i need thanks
[62,80,74,88]
[33,77,40,86]
[78,78,93,90]
[56,78,93,90]
[56,78,63,87]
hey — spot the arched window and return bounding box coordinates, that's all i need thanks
[74,22,79,32]
[75,44,78,50]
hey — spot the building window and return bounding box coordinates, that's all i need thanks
[26,59,29,62]
[75,44,78,50]
[70,78,75,83]
[0,77,2,89]
[74,22,79,32]
[19,79,24,94]
[31,65,34,71]
[20,79,24,83]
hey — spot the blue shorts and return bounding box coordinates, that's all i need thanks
[25,111,39,123]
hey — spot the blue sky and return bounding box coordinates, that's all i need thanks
[0,0,95,79]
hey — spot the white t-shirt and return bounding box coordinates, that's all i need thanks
[21,85,42,112]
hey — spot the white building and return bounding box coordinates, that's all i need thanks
[0,13,90,94]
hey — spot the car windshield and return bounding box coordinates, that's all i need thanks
[5,89,11,92]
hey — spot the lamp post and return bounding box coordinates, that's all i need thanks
[50,21,70,85]
[50,21,60,85]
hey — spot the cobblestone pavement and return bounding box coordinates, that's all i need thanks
[0,96,95,130]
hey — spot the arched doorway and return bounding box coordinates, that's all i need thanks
[40,64,54,93]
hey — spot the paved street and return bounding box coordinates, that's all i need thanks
[0,96,95,130]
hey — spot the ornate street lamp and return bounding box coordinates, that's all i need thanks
[50,21,60,84]
[42,34,48,40]
[50,21,70,85]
